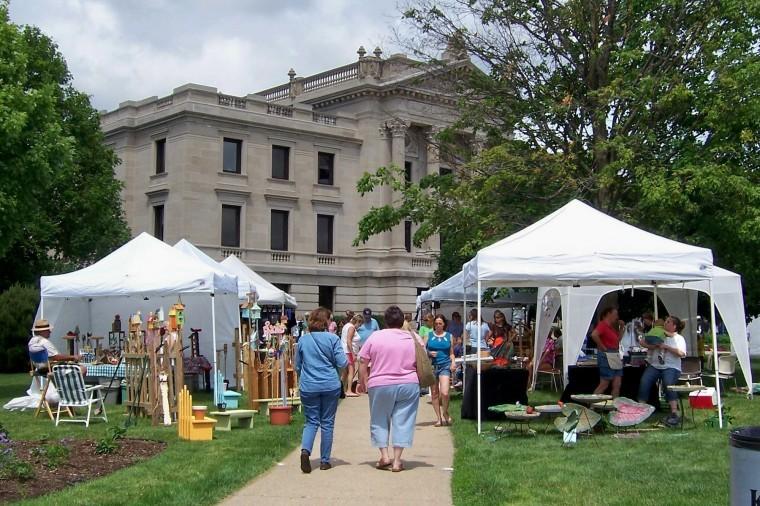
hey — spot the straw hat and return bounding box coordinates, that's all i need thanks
[33,319,53,332]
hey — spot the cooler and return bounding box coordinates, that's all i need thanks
[689,387,717,409]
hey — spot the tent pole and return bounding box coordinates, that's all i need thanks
[477,280,482,435]
[708,281,723,428]
[40,296,44,319]
[211,293,218,404]
[653,284,659,320]
[462,290,467,394]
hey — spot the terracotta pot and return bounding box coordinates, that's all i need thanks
[269,405,292,425]
[192,405,207,420]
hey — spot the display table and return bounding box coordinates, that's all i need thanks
[560,365,659,408]
[461,367,529,420]
[85,363,125,379]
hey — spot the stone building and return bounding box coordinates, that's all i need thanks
[101,47,465,313]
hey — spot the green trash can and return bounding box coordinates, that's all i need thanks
[729,426,760,505]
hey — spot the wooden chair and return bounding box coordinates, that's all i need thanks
[177,386,216,441]
[536,353,563,392]
[29,349,54,420]
[52,364,107,427]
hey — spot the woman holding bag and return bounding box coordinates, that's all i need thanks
[357,305,421,473]
[591,307,625,398]
[295,307,348,473]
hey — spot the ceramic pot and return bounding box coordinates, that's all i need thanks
[192,405,207,420]
[269,405,292,425]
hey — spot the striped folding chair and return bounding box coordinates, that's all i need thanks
[52,364,108,427]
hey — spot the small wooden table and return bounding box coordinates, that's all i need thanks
[502,412,542,435]
[534,404,563,433]
[667,385,705,430]
[209,409,258,431]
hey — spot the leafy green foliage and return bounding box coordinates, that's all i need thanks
[95,425,127,455]
[0,2,129,289]
[30,442,70,469]
[0,422,35,481]
[357,0,760,312]
[0,284,40,372]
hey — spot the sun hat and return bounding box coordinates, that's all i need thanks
[33,319,53,332]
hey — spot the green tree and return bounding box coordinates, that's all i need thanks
[354,0,760,314]
[0,1,129,288]
[0,285,39,372]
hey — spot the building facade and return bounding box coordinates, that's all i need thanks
[101,47,464,313]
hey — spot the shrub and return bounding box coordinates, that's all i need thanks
[0,284,40,372]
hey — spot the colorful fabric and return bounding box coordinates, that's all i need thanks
[594,320,620,350]
[426,331,452,366]
[85,363,125,378]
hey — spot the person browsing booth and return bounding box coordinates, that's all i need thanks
[28,319,84,374]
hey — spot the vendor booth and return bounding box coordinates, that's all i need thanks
[461,199,751,432]
[37,233,240,407]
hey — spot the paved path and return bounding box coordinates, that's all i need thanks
[219,394,454,505]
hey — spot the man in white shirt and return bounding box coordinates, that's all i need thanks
[28,319,82,373]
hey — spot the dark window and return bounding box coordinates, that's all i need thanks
[439,166,452,176]
[223,138,242,174]
[271,210,289,251]
[317,152,334,185]
[317,214,334,254]
[272,145,290,179]
[221,205,241,247]
[404,161,412,184]
[404,221,412,253]
[153,205,164,241]
[318,286,335,311]
[155,139,166,174]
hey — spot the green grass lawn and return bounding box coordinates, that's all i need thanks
[0,373,302,505]
[449,360,760,506]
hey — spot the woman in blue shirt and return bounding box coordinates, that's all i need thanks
[426,315,456,426]
[295,307,348,473]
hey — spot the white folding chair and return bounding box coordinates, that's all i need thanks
[678,356,703,385]
[716,355,737,393]
[52,364,107,427]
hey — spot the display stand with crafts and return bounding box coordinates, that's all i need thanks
[244,318,299,423]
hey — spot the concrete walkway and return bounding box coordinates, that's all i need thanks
[219,394,454,505]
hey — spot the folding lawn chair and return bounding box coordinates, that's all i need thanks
[29,349,55,420]
[52,364,108,427]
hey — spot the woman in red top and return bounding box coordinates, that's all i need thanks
[591,307,625,397]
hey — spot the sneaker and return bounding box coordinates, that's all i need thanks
[300,450,311,474]
[319,462,331,471]
[664,414,680,427]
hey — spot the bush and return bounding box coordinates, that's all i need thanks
[0,285,40,372]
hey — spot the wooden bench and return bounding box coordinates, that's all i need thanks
[209,409,258,431]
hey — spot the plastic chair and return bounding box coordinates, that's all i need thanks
[678,356,703,385]
[716,355,737,392]
[29,349,54,420]
[52,364,108,427]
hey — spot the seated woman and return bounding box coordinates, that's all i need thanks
[637,316,687,427]
[487,311,515,367]
[526,327,561,383]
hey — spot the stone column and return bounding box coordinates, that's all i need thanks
[388,118,409,253]
[425,125,444,255]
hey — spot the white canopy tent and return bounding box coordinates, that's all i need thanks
[461,199,743,431]
[533,266,751,390]
[220,255,297,308]
[749,317,760,357]
[37,233,240,398]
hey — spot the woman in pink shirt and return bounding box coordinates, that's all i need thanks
[357,305,420,473]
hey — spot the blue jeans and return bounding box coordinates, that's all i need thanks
[368,383,420,448]
[598,351,624,379]
[300,387,341,463]
[434,362,452,378]
[638,366,680,403]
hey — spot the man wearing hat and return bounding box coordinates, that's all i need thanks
[29,319,82,373]
[356,308,380,349]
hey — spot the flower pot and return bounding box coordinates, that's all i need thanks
[192,405,207,420]
[269,405,292,425]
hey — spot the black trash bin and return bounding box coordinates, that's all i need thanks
[729,426,760,505]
